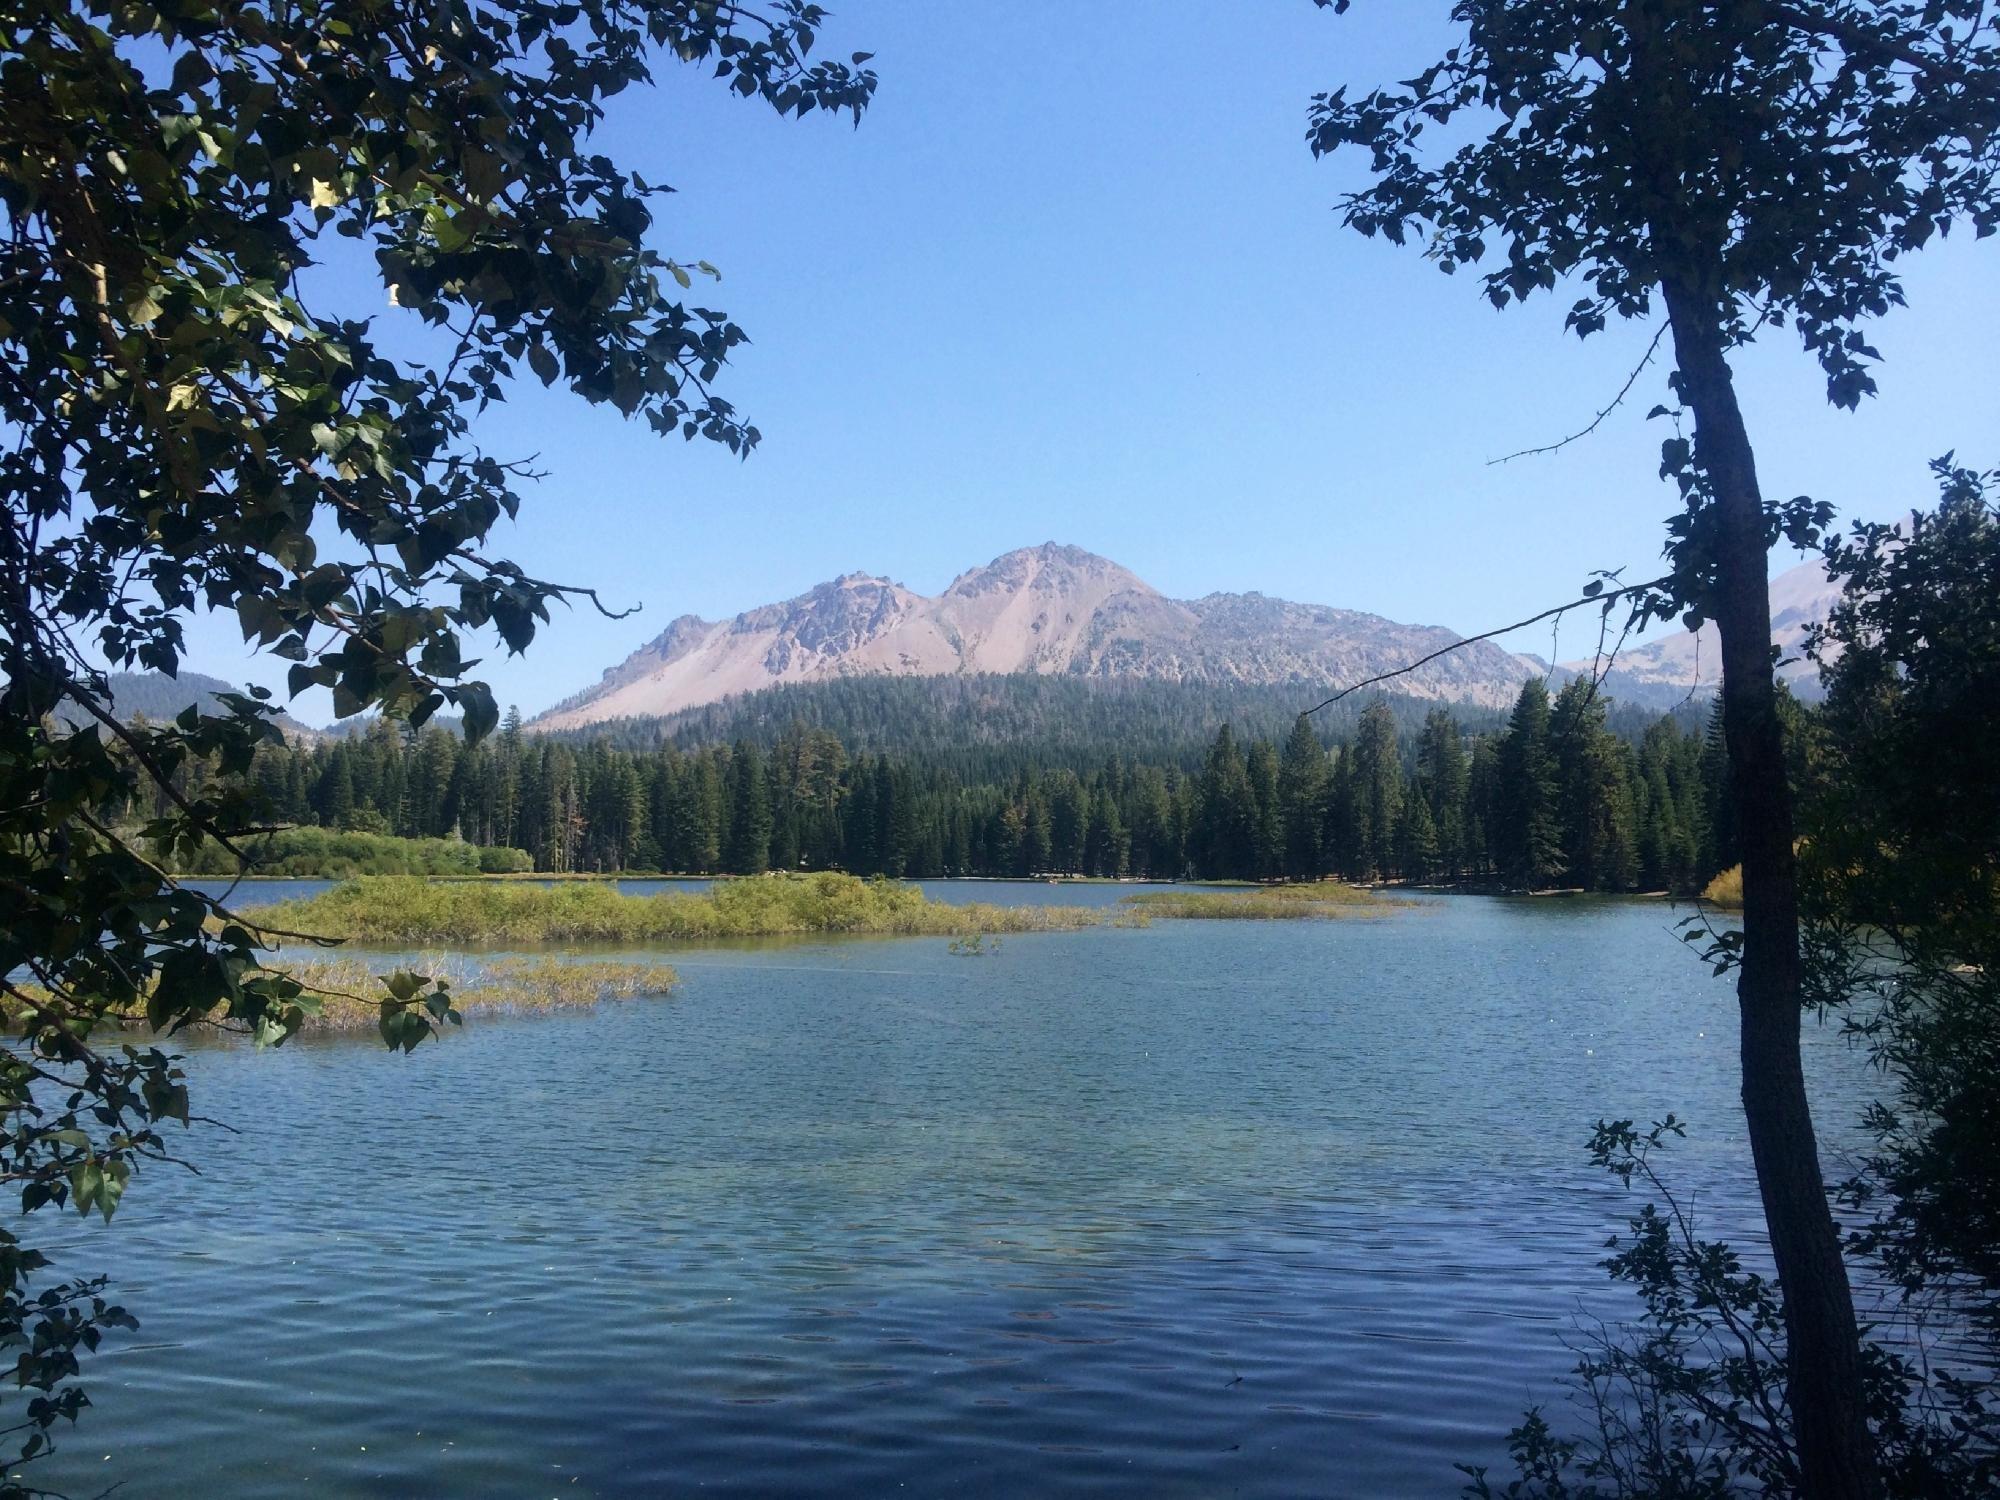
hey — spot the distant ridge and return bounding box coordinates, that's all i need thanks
[59,670,318,740]
[1562,553,1838,705]
[531,543,1551,729]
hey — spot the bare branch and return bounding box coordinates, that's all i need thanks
[1488,322,1669,467]
[1300,574,1675,719]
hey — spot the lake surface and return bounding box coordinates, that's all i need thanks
[33,892,1876,1497]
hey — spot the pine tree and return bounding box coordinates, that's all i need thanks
[1400,790,1440,882]
[1084,785,1126,877]
[1045,771,1088,875]
[1496,680,1565,889]
[724,741,773,875]
[318,748,356,828]
[1246,739,1283,880]
[1277,716,1327,881]
[878,758,916,877]
[1551,678,1626,890]
[1701,700,1738,878]
[1324,746,1362,878]
[1350,702,1404,880]
[1021,792,1052,876]
[1415,708,1470,879]
[1197,724,1256,879]
[690,753,725,873]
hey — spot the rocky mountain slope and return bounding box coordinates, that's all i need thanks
[532,543,1551,729]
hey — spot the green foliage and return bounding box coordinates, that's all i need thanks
[1803,464,2000,1343]
[1458,1120,1998,1498]
[0,0,874,1478]
[1495,681,1568,890]
[1309,0,1998,611]
[1278,714,1329,880]
[1552,680,1639,892]
[478,844,535,874]
[1808,460,2000,950]
[169,824,528,877]
[56,670,310,737]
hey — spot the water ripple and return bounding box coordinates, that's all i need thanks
[33,892,1874,1497]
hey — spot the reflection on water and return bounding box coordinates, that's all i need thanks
[34,895,1869,1497]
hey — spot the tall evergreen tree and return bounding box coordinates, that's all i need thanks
[1245,739,1284,880]
[1198,724,1257,880]
[1496,680,1565,890]
[725,742,773,875]
[1084,785,1127,878]
[1350,703,1404,880]
[1278,716,1328,881]
[1551,679,1624,891]
[1415,708,1470,879]
[1400,790,1440,883]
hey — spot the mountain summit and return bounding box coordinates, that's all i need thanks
[530,544,1548,729]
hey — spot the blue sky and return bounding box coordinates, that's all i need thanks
[183,1,2000,720]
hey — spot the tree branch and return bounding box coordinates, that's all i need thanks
[1488,323,1668,467]
[1299,574,1675,719]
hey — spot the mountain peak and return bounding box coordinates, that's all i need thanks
[945,542,1155,600]
[527,542,1553,731]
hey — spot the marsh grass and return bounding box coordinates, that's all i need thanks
[238,872,1405,950]
[245,871,1111,946]
[279,956,679,1029]
[0,956,677,1035]
[1120,883,1402,920]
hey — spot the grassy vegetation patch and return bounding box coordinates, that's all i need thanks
[1702,865,1744,908]
[244,871,1110,945]
[1,956,677,1036]
[170,826,532,878]
[1120,883,1403,920]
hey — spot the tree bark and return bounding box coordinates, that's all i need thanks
[1658,271,1881,1498]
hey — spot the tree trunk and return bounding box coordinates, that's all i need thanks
[1658,271,1880,1497]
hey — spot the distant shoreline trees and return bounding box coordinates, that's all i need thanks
[149,683,1737,891]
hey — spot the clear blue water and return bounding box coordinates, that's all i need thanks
[30,893,1874,1497]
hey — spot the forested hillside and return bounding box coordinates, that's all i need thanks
[58,671,316,738]
[539,672,1687,779]
[141,681,1738,892]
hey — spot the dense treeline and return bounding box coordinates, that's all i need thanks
[144,680,1738,891]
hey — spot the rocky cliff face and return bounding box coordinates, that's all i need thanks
[531,543,1551,729]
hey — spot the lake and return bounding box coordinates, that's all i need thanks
[32,890,1875,1497]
